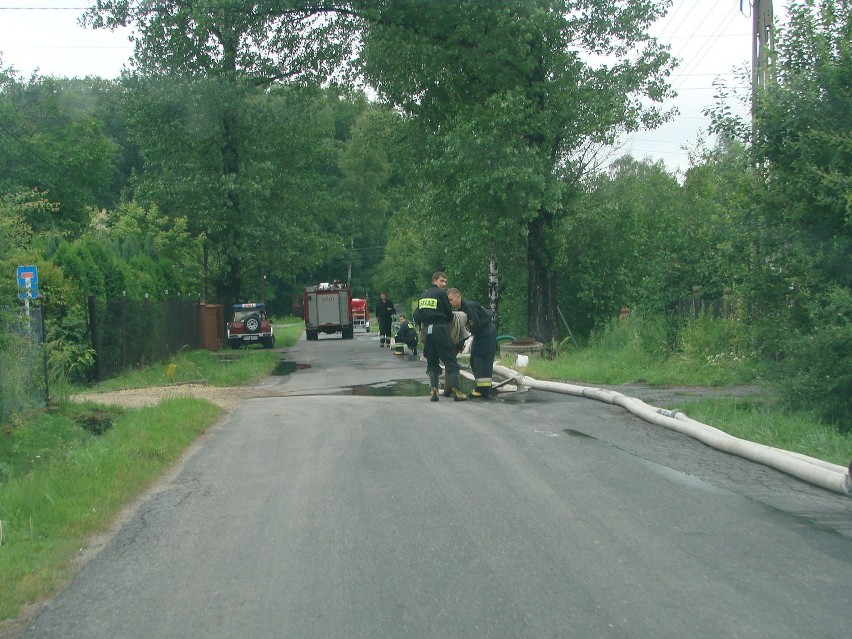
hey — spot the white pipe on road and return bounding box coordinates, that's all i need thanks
[491,364,851,496]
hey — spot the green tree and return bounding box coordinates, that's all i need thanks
[0,191,47,301]
[558,156,682,337]
[756,0,851,424]
[0,68,120,236]
[85,1,358,305]
[756,0,850,248]
[704,0,851,424]
[100,201,200,295]
[357,0,675,340]
[121,77,355,304]
[333,106,397,292]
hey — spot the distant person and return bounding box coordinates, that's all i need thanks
[413,272,466,401]
[374,291,395,347]
[395,314,419,355]
[447,288,497,398]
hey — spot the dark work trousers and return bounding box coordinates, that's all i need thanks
[424,323,460,382]
[378,317,393,343]
[399,335,418,351]
[470,321,497,383]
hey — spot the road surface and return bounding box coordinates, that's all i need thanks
[15,330,852,638]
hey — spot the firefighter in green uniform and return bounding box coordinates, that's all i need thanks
[413,271,467,402]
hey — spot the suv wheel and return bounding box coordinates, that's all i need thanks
[244,314,261,333]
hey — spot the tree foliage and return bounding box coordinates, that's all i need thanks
[0,68,120,236]
[85,0,359,306]
[757,0,850,241]
[356,0,676,340]
[84,0,356,82]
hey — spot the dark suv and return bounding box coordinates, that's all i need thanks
[227,303,275,349]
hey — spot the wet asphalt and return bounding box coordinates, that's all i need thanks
[14,329,852,639]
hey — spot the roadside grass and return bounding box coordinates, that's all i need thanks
[520,350,852,467]
[0,316,304,626]
[0,398,220,623]
[84,348,281,392]
[523,345,756,387]
[69,316,305,393]
[684,399,852,468]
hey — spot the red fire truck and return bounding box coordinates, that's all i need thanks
[351,298,369,332]
[303,282,354,340]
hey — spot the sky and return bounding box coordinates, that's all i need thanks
[0,1,785,175]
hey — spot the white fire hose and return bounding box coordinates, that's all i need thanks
[488,363,851,496]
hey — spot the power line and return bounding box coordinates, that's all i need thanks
[656,0,700,42]
[2,44,131,49]
[0,120,65,175]
[673,7,740,92]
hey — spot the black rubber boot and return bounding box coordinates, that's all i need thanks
[429,371,440,401]
[448,373,467,401]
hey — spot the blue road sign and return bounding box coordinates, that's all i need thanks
[17,265,39,299]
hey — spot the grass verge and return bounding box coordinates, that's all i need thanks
[0,398,220,623]
[70,316,305,393]
[684,399,852,468]
[0,317,304,626]
[521,353,851,467]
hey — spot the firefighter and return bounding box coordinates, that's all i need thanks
[374,291,395,347]
[413,272,467,401]
[395,314,419,355]
[447,288,497,398]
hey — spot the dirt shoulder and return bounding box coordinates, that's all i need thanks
[70,382,278,412]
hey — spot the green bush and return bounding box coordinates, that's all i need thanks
[775,287,851,430]
[590,311,672,357]
[680,310,748,364]
[0,310,45,426]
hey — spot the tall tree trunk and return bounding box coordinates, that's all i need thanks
[221,103,242,306]
[488,253,499,313]
[526,210,559,342]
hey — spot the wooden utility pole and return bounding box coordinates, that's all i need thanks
[752,0,775,123]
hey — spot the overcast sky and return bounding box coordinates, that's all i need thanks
[0,1,785,175]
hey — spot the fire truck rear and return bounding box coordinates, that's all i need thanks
[303,282,354,340]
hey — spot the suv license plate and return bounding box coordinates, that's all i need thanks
[245,335,258,340]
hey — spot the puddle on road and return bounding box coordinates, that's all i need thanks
[344,380,543,400]
[269,359,538,401]
[272,361,312,375]
[350,379,431,397]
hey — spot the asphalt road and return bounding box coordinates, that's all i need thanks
[16,330,852,638]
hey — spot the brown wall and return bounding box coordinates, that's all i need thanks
[198,303,224,351]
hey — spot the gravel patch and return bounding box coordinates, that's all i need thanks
[70,383,275,412]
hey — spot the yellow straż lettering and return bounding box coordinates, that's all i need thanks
[418,298,438,309]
